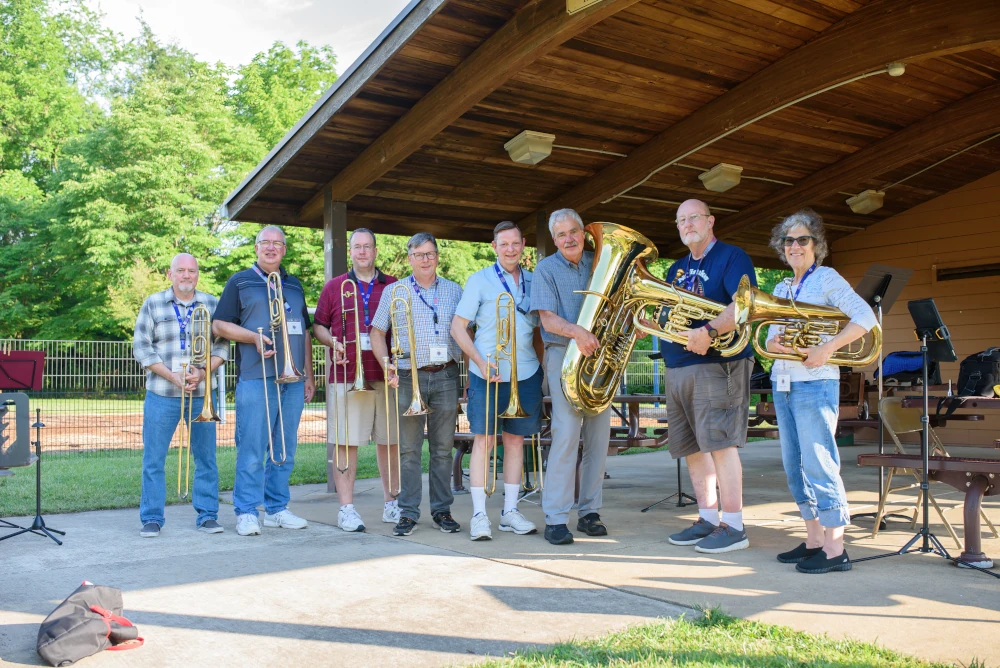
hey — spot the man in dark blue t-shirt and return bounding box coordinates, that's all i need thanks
[658,199,756,555]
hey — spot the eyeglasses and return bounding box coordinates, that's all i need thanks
[351,244,375,252]
[675,213,708,226]
[257,240,285,249]
[409,251,438,261]
[782,236,815,248]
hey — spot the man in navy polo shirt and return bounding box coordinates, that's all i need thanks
[659,199,757,554]
[213,225,315,537]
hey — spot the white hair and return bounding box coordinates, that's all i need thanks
[169,253,198,271]
[255,225,286,244]
[548,208,583,237]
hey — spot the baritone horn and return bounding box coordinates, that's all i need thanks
[733,275,882,367]
[331,279,372,474]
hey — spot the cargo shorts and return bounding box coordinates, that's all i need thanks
[665,358,753,458]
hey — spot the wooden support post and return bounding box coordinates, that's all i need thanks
[536,210,549,261]
[323,189,347,492]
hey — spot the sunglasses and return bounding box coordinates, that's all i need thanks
[782,236,814,248]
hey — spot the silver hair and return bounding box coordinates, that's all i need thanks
[349,228,376,246]
[548,208,584,237]
[255,225,286,245]
[407,232,438,253]
[769,208,829,266]
[169,253,198,271]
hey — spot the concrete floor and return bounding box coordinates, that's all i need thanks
[1,439,998,667]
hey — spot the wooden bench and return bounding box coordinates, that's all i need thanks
[858,453,1000,569]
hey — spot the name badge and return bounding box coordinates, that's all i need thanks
[171,357,191,374]
[286,320,303,335]
[428,345,448,363]
[776,374,791,392]
[360,333,372,351]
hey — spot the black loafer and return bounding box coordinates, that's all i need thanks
[432,512,461,533]
[544,524,574,545]
[576,513,608,536]
[777,542,823,564]
[796,549,852,574]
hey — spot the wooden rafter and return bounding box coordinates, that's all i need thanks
[518,0,1000,228]
[298,0,642,222]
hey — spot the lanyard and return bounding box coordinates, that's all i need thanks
[172,302,195,351]
[411,276,440,336]
[786,263,817,301]
[252,264,291,313]
[493,263,528,315]
[356,274,376,327]
[681,238,716,291]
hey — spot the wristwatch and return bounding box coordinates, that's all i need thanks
[703,323,719,339]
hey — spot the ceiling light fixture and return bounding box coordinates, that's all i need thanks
[845,189,885,214]
[504,130,555,165]
[566,0,604,14]
[698,163,744,193]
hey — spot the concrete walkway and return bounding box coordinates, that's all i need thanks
[2,440,998,667]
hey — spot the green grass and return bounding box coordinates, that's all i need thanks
[475,609,974,668]
[0,442,432,517]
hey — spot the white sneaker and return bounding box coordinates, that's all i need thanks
[338,507,366,532]
[382,503,401,524]
[263,509,308,529]
[499,509,537,535]
[470,512,492,541]
[236,514,261,536]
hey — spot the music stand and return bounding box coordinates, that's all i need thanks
[852,299,996,575]
[0,352,64,545]
[850,264,912,528]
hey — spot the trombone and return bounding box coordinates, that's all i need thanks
[260,271,305,466]
[383,355,400,498]
[521,433,544,495]
[332,279,371,474]
[484,292,528,497]
[177,304,220,499]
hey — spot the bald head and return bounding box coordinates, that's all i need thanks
[167,253,199,300]
[675,199,715,252]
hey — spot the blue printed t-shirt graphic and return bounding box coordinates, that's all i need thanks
[658,240,757,368]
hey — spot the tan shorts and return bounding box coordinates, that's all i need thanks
[328,381,398,446]
[665,358,752,458]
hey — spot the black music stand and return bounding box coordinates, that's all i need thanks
[853,299,996,577]
[0,352,64,545]
[640,352,696,512]
[850,264,912,528]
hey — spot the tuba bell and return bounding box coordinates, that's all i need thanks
[733,275,882,367]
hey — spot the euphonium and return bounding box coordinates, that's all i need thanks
[561,223,749,415]
[733,275,882,367]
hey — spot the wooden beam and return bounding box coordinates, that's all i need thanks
[701,84,1000,252]
[324,192,348,279]
[299,0,642,222]
[520,0,1000,227]
[535,210,550,260]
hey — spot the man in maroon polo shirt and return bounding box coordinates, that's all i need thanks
[313,228,399,532]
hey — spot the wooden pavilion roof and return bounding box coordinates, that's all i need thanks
[222,0,1000,266]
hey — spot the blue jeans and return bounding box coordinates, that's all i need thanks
[773,379,850,527]
[232,378,304,517]
[140,391,219,527]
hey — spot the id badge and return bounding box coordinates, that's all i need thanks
[286,320,303,335]
[360,333,372,351]
[429,345,448,363]
[776,374,791,392]
[172,357,191,374]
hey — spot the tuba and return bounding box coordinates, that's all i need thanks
[561,223,749,415]
[733,275,882,367]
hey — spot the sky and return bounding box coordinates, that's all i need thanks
[86,0,413,73]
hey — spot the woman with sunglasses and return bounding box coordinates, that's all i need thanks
[766,209,878,574]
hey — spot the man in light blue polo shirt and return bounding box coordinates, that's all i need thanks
[451,221,543,541]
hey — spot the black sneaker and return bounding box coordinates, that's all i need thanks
[393,516,417,536]
[544,524,574,545]
[796,549,852,574]
[432,512,461,533]
[140,522,160,538]
[777,542,823,564]
[198,519,224,534]
[668,518,716,546]
[576,513,608,536]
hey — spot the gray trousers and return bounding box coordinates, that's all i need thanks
[542,344,612,526]
[396,365,459,521]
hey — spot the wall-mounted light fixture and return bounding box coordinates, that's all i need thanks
[845,189,885,214]
[698,163,743,193]
[504,130,556,165]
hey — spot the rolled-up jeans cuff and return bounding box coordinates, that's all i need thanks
[797,503,819,522]
[818,506,850,528]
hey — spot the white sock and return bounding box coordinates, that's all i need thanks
[503,484,519,514]
[721,511,744,531]
[384,501,395,509]
[471,487,487,516]
[699,508,720,526]
[340,504,354,512]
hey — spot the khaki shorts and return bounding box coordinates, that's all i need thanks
[328,381,398,446]
[665,358,752,458]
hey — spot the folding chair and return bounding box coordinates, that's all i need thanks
[871,397,997,548]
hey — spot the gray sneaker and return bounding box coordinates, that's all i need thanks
[198,519,224,534]
[668,518,716,546]
[694,523,749,554]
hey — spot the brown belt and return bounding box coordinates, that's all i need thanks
[418,360,456,373]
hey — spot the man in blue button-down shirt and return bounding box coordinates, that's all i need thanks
[451,221,544,541]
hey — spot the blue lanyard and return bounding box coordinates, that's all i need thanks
[252,264,291,313]
[681,239,716,291]
[356,274,376,327]
[411,276,440,335]
[787,263,817,301]
[172,302,195,351]
[493,263,528,314]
